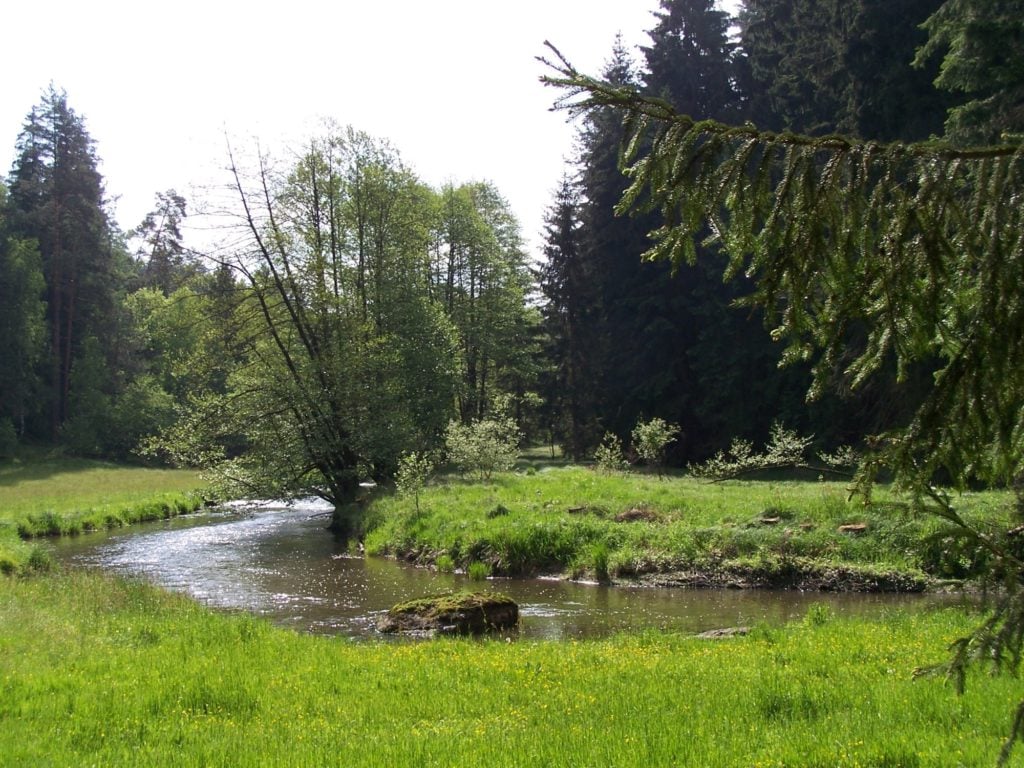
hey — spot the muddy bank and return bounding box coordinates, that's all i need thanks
[387,543,939,594]
[622,561,933,593]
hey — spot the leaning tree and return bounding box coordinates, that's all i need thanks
[542,30,1024,763]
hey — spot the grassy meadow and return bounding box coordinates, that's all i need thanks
[0,452,205,573]
[364,466,1011,589]
[3,454,1020,765]
[1,571,1020,767]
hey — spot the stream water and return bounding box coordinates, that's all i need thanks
[49,499,958,640]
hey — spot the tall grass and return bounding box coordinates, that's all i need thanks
[0,572,1019,767]
[364,466,1011,587]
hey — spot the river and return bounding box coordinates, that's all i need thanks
[48,499,957,640]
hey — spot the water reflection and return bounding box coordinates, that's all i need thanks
[49,501,958,640]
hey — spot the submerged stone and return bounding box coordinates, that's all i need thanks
[377,591,519,636]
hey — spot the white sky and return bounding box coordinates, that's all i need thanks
[2,0,738,258]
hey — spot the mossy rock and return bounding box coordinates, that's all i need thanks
[377,591,519,636]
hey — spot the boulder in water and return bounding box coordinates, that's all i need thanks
[377,591,519,636]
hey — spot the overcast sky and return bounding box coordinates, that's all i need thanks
[3,1,737,257]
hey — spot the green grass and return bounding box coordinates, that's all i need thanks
[0,454,205,573]
[364,466,1012,588]
[0,571,1020,766]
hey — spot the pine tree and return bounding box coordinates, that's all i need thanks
[915,0,1024,145]
[7,86,118,440]
[0,183,46,439]
[644,0,741,123]
[132,189,197,295]
[739,0,950,141]
[538,176,596,458]
[575,37,672,445]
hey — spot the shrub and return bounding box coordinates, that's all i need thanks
[486,504,511,519]
[804,603,834,627]
[435,554,455,574]
[591,542,611,583]
[27,546,52,573]
[445,418,520,480]
[396,451,434,513]
[631,417,679,475]
[594,432,629,473]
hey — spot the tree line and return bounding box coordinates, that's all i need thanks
[2,0,1020,502]
[538,0,1021,463]
[0,95,538,509]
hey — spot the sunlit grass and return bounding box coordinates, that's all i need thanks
[364,466,1012,586]
[0,455,205,572]
[0,572,1019,767]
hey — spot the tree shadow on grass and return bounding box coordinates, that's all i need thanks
[0,453,122,487]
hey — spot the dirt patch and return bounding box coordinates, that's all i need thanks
[615,507,660,523]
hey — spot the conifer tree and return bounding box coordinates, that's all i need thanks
[0,183,46,439]
[132,189,196,295]
[538,176,596,458]
[739,0,950,141]
[544,36,1024,759]
[915,0,1024,145]
[7,86,118,440]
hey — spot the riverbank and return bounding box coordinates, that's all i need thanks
[364,466,1011,591]
[0,571,1017,766]
[0,454,205,574]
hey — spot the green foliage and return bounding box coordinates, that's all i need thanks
[364,466,1006,585]
[61,336,114,457]
[467,561,491,581]
[395,451,434,513]
[545,53,1024,496]
[537,176,600,459]
[631,417,679,473]
[0,214,45,434]
[740,0,950,142]
[915,0,1024,145]
[543,53,1024,756]
[591,541,611,582]
[437,182,538,427]
[690,423,856,482]
[130,189,198,295]
[8,86,119,442]
[144,127,538,522]
[803,602,835,627]
[435,554,455,574]
[444,417,520,481]
[593,432,629,474]
[0,456,204,538]
[486,504,511,518]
